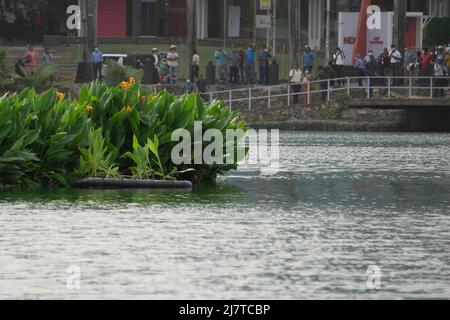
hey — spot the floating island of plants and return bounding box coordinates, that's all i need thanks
[0,79,247,189]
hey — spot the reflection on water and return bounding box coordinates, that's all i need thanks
[0,132,449,299]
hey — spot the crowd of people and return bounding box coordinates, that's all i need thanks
[290,44,450,103]
[0,4,45,43]
[10,39,449,101]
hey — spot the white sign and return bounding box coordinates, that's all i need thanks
[367,12,392,58]
[338,11,392,65]
[256,15,271,29]
[228,6,241,37]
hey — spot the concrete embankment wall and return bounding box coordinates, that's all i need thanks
[6,83,446,132]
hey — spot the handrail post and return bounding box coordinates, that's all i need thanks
[287,83,291,106]
[388,77,391,98]
[209,92,213,101]
[409,77,412,98]
[430,77,433,98]
[347,77,350,96]
[327,80,331,102]
[307,82,310,104]
[248,88,252,111]
[268,86,271,109]
[229,90,232,112]
[366,77,370,98]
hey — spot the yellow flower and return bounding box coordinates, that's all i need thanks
[86,105,94,113]
[152,95,158,102]
[125,106,132,113]
[128,77,136,85]
[56,91,64,101]
[120,81,130,89]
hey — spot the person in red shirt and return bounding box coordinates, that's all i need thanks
[419,47,433,76]
[419,47,433,93]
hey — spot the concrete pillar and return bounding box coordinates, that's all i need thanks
[187,0,197,69]
[131,0,141,37]
[289,0,301,65]
[79,0,97,61]
[196,0,208,39]
[394,0,406,55]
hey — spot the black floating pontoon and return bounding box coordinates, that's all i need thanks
[72,178,192,190]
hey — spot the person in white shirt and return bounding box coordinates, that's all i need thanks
[433,59,447,98]
[152,48,160,70]
[167,45,178,84]
[191,50,200,81]
[389,44,402,85]
[289,63,303,104]
[333,47,345,86]
[150,48,160,84]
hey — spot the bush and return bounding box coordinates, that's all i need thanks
[425,17,450,47]
[17,64,58,90]
[0,80,247,188]
[103,60,143,86]
[328,93,350,120]
[0,49,10,87]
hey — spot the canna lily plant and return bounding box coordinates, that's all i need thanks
[0,79,248,188]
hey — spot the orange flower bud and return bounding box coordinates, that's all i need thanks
[56,91,64,101]
[125,106,132,113]
[120,81,130,89]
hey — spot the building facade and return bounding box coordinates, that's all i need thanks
[2,0,449,45]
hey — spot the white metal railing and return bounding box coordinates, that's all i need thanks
[205,76,450,112]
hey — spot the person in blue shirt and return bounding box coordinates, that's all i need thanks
[245,43,256,85]
[215,46,228,84]
[365,52,378,98]
[303,45,315,73]
[91,46,103,81]
[258,46,272,85]
[354,54,365,86]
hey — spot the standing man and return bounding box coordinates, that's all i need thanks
[91,46,103,82]
[228,47,240,85]
[303,45,315,74]
[258,46,271,85]
[167,45,179,84]
[365,52,378,98]
[404,47,416,77]
[5,7,16,43]
[33,9,44,43]
[245,43,256,85]
[191,50,200,81]
[316,63,337,102]
[389,44,402,85]
[354,54,365,86]
[333,47,345,86]
[215,46,228,85]
[151,48,161,84]
[289,63,303,105]
[238,47,246,84]
[42,47,54,65]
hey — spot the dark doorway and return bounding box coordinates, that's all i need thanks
[140,0,166,36]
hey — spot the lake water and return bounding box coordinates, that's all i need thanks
[0,132,449,299]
